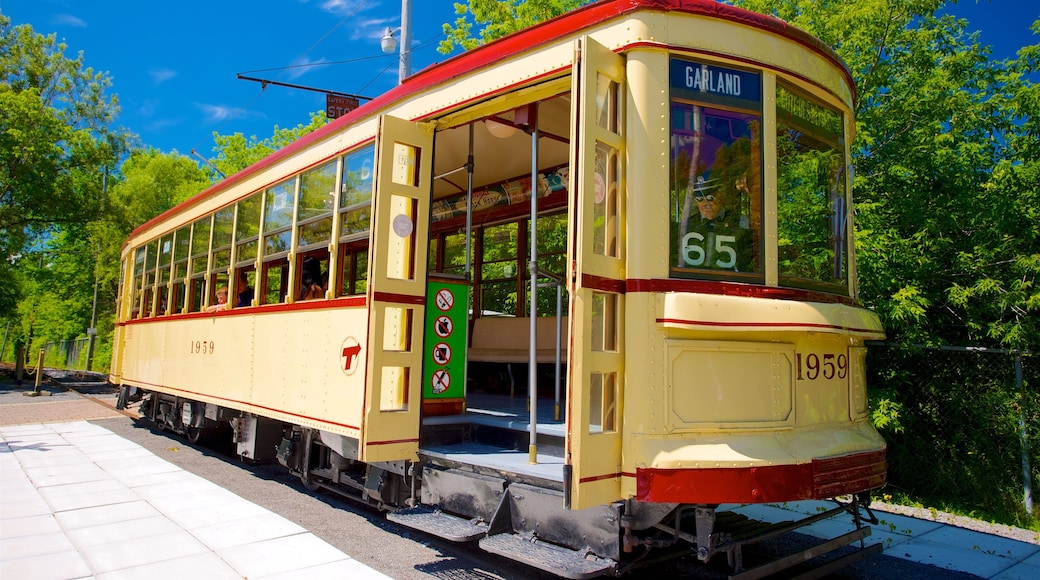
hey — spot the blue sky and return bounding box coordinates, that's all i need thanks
[2,0,1038,158]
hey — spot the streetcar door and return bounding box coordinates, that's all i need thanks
[361,114,434,463]
[566,36,626,510]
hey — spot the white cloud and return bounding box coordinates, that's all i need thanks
[195,103,250,123]
[53,14,87,27]
[149,68,176,85]
[285,56,327,80]
[320,0,369,15]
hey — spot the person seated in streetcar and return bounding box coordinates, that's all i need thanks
[299,256,324,301]
[206,286,229,312]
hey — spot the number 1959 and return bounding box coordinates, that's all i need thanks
[796,352,847,380]
[191,340,215,354]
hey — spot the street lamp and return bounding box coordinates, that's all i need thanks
[380,0,412,84]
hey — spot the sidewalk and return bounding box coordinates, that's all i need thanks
[1,419,392,580]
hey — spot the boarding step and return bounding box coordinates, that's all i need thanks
[387,505,488,542]
[480,533,616,580]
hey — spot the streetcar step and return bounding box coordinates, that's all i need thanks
[387,505,488,542]
[479,533,616,580]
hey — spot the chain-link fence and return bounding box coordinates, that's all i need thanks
[867,343,1037,525]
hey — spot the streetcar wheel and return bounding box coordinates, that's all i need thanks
[300,474,321,492]
[187,426,203,444]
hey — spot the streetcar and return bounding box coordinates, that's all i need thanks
[112,1,887,576]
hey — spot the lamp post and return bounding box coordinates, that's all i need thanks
[380,0,412,84]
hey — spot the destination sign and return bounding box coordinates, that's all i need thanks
[670,58,761,107]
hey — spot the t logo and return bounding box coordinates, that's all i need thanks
[340,337,362,375]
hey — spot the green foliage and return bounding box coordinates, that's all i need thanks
[0,15,130,319]
[868,346,1039,530]
[209,111,329,179]
[439,0,590,54]
[868,391,905,434]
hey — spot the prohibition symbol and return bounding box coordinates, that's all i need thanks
[432,342,452,365]
[434,315,453,338]
[435,288,455,311]
[431,369,450,394]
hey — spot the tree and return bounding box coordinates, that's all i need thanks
[439,0,590,54]
[725,1,1039,349]
[0,15,130,319]
[208,111,329,179]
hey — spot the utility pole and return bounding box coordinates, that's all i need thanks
[399,0,412,83]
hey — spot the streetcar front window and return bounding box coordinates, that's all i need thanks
[776,83,848,292]
[668,59,763,282]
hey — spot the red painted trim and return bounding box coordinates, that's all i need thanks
[120,296,368,326]
[635,449,886,503]
[627,278,857,306]
[122,379,361,431]
[580,273,626,294]
[578,471,623,484]
[367,437,420,446]
[128,0,851,246]
[656,318,880,335]
[373,291,426,306]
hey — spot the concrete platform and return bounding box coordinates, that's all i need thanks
[1,420,391,580]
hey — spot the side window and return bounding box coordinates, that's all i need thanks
[209,207,234,307]
[297,251,329,301]
[172,226,190,313]
[142,240,159,318]
[262,178,296,304]
[234,193,262,307]
[262,258,290,305]
[188,216,211,313]
[339,144,375,240]
[338,243,369,297]
[776,82,848,292]
[296,160,336,301]
[480,222,519,316]
[157,234,173,316]
[131,246,146,319]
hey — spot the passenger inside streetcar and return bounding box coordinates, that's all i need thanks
[207,286,229,312]
[299,255,325,300]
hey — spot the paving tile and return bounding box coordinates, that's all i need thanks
[66,514,184,548]
[188,511,308,551]
[53,500,163,530]
[217,532,351,578]
[1025,550,1040,566]
[891,535,1021,578]
[38,478,141,513]
[94,551,244,580]
[156,496,272,529]
[117,467,206,489]
[0,548,91,580]
[23,461,110,487]
[991,562,1040,580]
[919,525,1040,562]
[0,513,61,539]
[0,495,52,519]
[95,455,183,479]
[81,529,211,574]
[0,529,78,560]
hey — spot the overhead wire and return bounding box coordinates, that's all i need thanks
[189,0,374,154]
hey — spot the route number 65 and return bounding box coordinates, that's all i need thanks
[682,232,737,269]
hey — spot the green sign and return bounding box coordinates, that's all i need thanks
[422,279,469,399]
